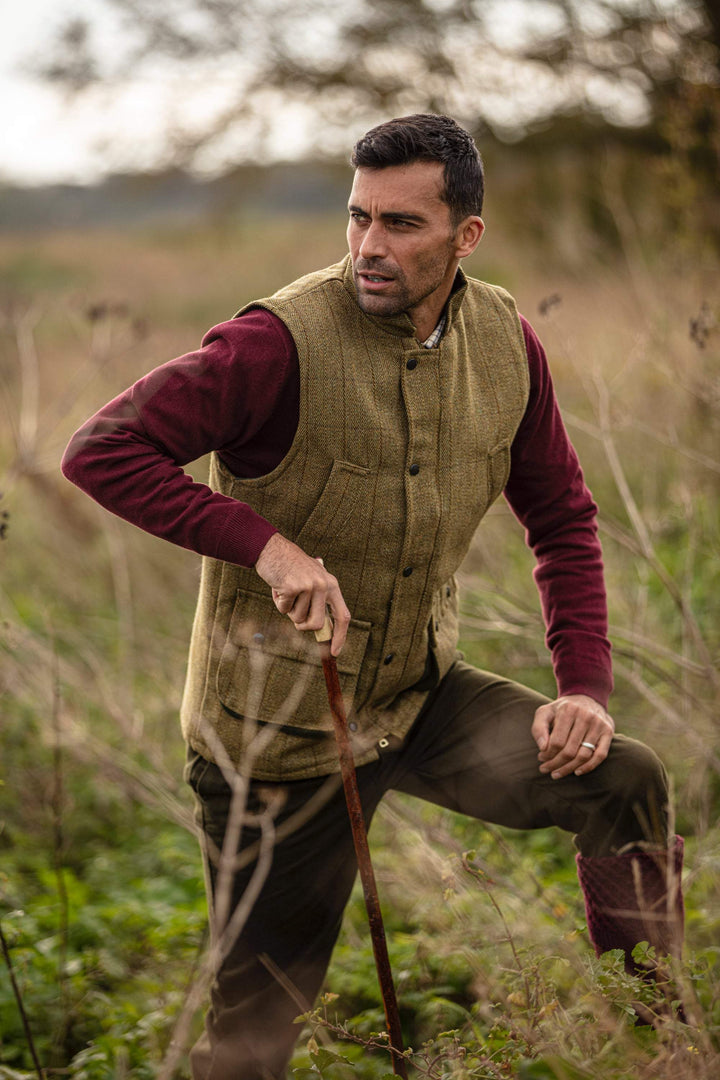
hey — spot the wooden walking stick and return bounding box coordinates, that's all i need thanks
[314,615,408,1079]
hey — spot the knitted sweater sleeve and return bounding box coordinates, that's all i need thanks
[61,309,299,567]
[504,316,613,708]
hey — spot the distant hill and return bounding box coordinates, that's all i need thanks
[0,162,352,232]
[2,124,716,254]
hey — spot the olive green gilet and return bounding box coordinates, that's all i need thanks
[180,255,529,780]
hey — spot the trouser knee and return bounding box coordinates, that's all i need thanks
[606,736,670,845]
[574,734,671,856]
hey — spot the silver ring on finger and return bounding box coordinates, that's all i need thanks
[581,741,596,751]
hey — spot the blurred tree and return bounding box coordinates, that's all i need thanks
[38,0,718,169]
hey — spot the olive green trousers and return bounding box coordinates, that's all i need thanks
[186,661,670,1079]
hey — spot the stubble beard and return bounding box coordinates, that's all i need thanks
[352,262,411,319]
[354,283,411,319]
[352,242,456,322]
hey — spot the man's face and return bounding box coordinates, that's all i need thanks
[347,161,472,339]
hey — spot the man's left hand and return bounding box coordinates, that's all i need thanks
[532,695,615,779]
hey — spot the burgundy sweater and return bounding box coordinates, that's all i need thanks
[62,308,613,707]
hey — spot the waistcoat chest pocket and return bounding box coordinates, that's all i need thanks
[294,459,371,557]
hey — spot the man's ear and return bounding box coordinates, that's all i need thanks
[454,216,484,259]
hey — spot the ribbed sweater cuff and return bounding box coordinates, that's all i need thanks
[215,510,278,567]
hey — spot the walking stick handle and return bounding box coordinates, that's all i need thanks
[314,613,334,644]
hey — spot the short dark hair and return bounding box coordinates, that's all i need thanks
[350,114,484,224]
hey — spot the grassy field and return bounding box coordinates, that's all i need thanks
[0,200,718,1079]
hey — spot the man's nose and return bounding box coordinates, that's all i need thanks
[358,220,387,260]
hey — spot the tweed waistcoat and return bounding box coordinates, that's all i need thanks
[180,256,529,779]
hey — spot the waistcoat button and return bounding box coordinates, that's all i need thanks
[383,653,395,665]
[409,463,420,475]
[406,357,418,370]
[402,566,413,577]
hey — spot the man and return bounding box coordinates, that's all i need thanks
[62,114,683,1078]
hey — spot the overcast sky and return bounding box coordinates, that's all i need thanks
[1,0,336,185]
[1,0,272,186]
[1,0,659,188]
[3,0,112,184]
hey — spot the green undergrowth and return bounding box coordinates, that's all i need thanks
[0,796,206,1074]
[2,790,718,1077]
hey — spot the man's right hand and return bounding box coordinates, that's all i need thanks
[254,532,351,656]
